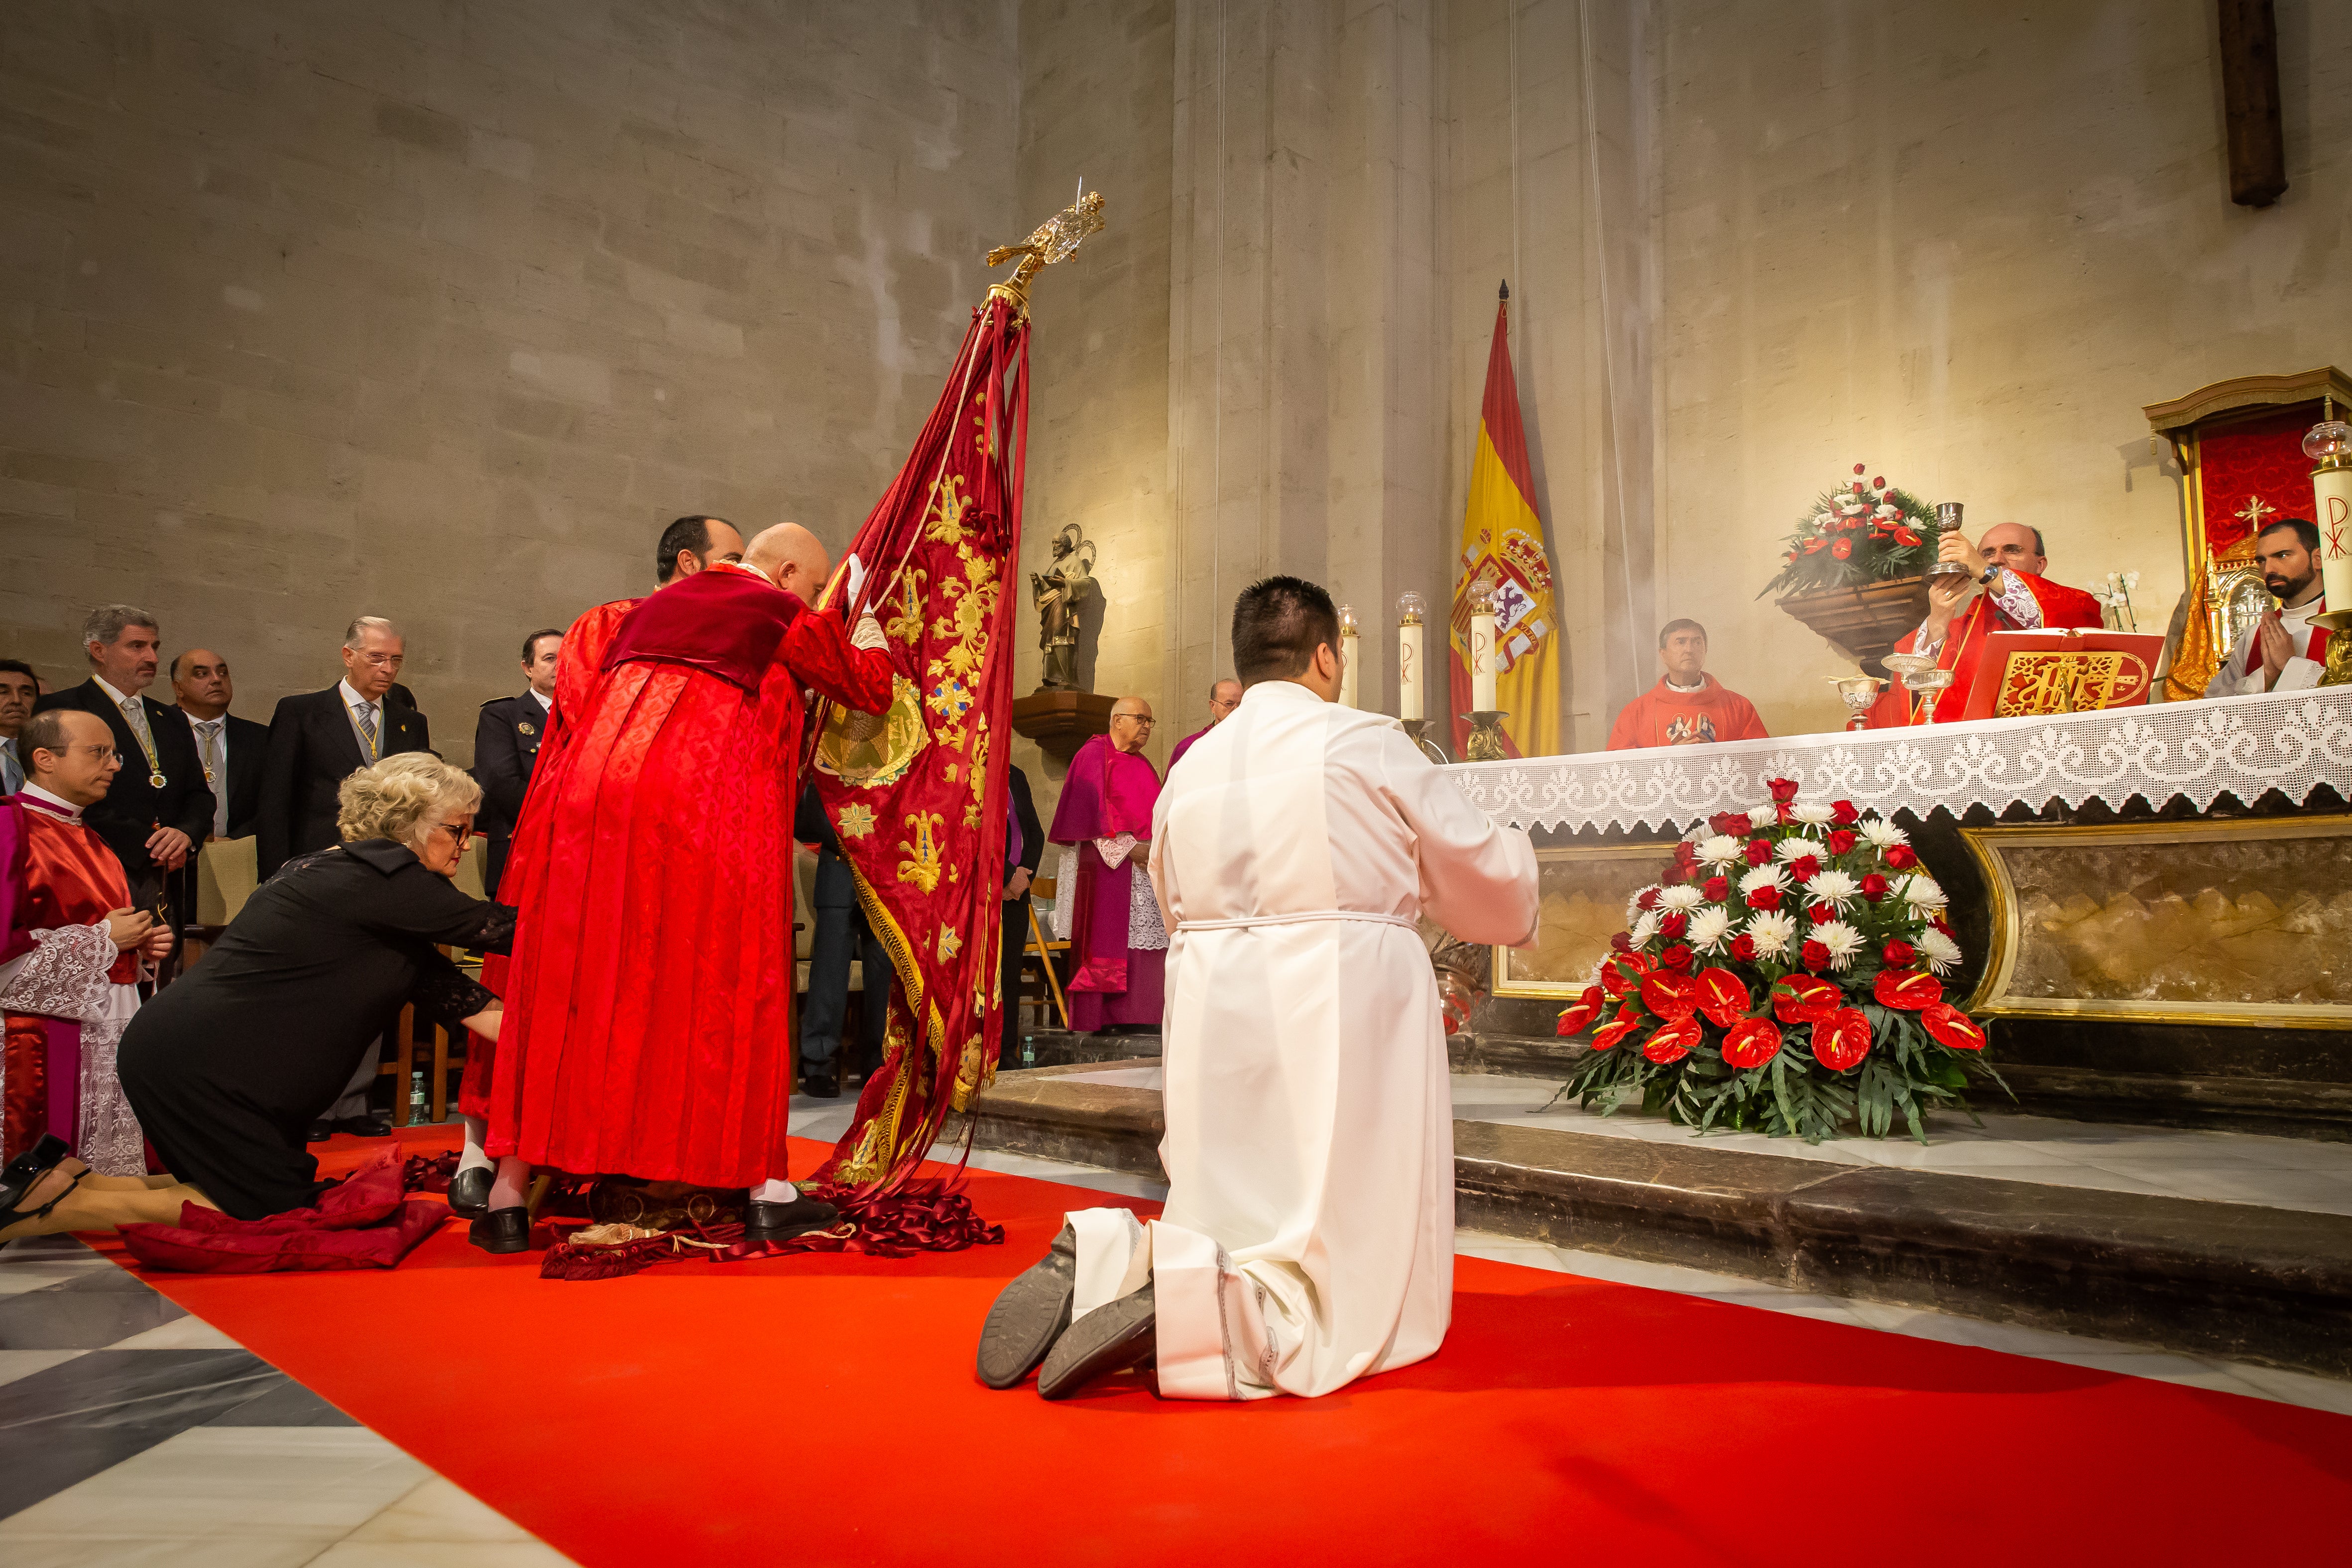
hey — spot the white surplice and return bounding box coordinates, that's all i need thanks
[1063,678,1538,1401]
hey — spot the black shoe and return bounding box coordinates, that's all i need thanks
[743,1195,840,1243]
[1037,1283,1156,1401]
[446,1166,492,1219]
[307,1120,335,1143]
[0,1135,81,1232]
[333,1113,393,1138]
[468,1207,532,1254]
[799,1062,840,1100]
[976,1222,1076,1389]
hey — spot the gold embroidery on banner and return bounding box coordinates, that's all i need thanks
[951,1030,988,1112]
[897,810,945,892]
[965,719,989,827]
[926,474,972,547]
[937,925,962,962]
[815,674,929,788]
[836,803,877,840]
[885,568,929,647]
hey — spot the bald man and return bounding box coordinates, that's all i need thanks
[1047,695,1167,1034]
[170,649,268,840]
[1870,521,2105,725]
[1168,678,1241,771]
[475,522,898,1252]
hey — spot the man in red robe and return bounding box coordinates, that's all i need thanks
[1869,522,2106,725]
[1607,620,1769,750]
[449,516,745,1217]
[474,524,894,1252]
[3,711,172,1166]
[1048,698,1165,1034]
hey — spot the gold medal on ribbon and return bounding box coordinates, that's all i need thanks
[150,769,167,789]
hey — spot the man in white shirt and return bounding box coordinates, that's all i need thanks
[170,649,268,840]
[978,575,1541,1401]
[2203,518,2331,698]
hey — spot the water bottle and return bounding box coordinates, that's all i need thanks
[408,1071,428,1125]
[1020,1034,1035,1067]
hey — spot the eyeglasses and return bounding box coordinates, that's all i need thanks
[434,820,473,844]
[1115,715,1156,727]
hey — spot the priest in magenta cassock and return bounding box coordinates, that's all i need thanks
[1048,696,1165,1034]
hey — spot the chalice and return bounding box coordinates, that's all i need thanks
[1881,652,1953,724]
[1826,674,1886,731]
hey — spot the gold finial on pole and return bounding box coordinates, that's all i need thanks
[986,185,1108,311]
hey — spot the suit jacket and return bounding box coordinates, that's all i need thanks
[258,686,431,875]
[794,781,859,910]
[1006,764,1042,886]
[471,692,549,839]
[32,679,215,884]
[180,712,270,840]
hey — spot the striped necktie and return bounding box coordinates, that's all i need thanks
[194,719,228,836]
[353,701,379,760]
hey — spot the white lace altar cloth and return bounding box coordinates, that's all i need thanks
[1448,689,2352,834]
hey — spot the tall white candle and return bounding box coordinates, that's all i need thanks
[1469,588,1499,711]
[2316,468,2352,610]
[1396,593,1426,721]
[1337,627,1359,707]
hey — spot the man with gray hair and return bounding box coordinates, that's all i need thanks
[32,605,215,911]
[257,615,434,1138]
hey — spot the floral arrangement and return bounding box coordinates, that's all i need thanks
[1761,463,1941,598]
[1553,780,2007,1143]
[2084,570,2142,632]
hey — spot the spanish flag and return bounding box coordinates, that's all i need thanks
[1449,287,1561,757]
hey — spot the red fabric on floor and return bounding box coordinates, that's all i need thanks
[90,1130,2349,1566]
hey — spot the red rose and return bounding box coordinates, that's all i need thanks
[1673,840,1698,865]
[1703,875,1731,902]
[1709,812,1750,836]
[1813,1007,1872,1070]
[1808,902,1838,924]
[1610,931,1632,953]
[1768,778,1800,804]
[1872,476,1885,489]
[1831,800,1859,825]
[1801,939,1831,971]
[1788,855,1821,883]
[1555,985,1605,1037]
[1730,934,1758,962]
[1826,829,1857,855]
[1746,885,1783,911]
[1636,888,1662,911]
[1932,913,1955,937]
[1886,844,1919,870]
[1882,939,1916,966]
[1860,873,1890,901]
[1721,1017,1783,1070]
[1661,863,1689,886]
[1745,839,1774,866]
[1659,943,1693,972]
[1853,463,1866,475]
[1830,538,1854,560]
[1659,910,1689,938]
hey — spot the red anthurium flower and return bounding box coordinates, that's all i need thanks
[1636,887,1663,911]
[1771,974,1841,1024]
[1921,1001,1987,1052]
[1703,875,1731,902]
[1555,985,1605,1037]
[1826,829,1857,855]
[1641,970,1699,1020]
[1590,1013,1644,1053]
[1831,800,1859,825]
[1802,538,1826,554]
[1894,528,1921,546]
[1882,939,1916,965]
[1659,943,1694,972]
[1886,844,1920,870]
[1659,910,1688,938]
[1874,969,1943,1011]
[1768,778,1801,804]
[1730,934,1758,962]
[1830,538,1854,560]
[1642,1015,1700,1064]
[1692,967,1751,1027]
[1813,1007,1872,1071]
[1808,902,1838,924]
[1800,939,1831,972]
[1746,885,1784,912]
[1744,839,1774,866]
[1722,1017,1783,1070]
[1860,872,1890,902]
[1788,855,1821,883]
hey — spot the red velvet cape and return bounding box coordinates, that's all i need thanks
[1869,573,2105,726]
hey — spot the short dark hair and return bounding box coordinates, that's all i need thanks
[21,709,80,768]
[2258,516,2320,553]
[0,658,34,685]
[1657,618,1707,649]
[657,515,727,584]
[520,627,564,663]
[1231,576,1341,686]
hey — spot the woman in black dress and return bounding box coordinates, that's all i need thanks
[0,754,511,1239]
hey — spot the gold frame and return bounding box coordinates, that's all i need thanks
[1959,814,2352,1029]
[1492,840,1680,998]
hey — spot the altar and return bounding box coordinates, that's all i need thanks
[1452,687,2352,1139]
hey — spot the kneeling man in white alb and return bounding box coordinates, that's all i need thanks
[977,574,1540,1400]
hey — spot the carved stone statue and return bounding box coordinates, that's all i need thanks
[1030,523,1096,691]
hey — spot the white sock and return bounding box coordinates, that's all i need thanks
[457,1115,492,1175]
[488,1156,531,1211]
[751,1179,799,1205]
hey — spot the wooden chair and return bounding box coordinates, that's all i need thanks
[381,945,475,1126]
[1020,874,1071,1030]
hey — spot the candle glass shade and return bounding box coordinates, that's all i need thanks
[1926,501,1975,579]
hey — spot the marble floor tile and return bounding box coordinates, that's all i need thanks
[0,1270,187,1350]
[0,1538,330,1568]
[104,1316,241,1351]
[208,1376,360,1428]
[0,1425,430,1543]
[0,1351,290,1518]
[310,1543,581,1566]
[0,1348,86,1389]
[344,1477,541,1545]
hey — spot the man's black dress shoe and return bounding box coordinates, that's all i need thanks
[742,1195,840,1243]
[799,1062,840,1100]
[306,1121,335,1143]
[468,1207,532,1254]
[1037,1283,1157,1401]
[333,1113,393,1138]
[976,1221,1076,1389]
[446,1166,492,1219]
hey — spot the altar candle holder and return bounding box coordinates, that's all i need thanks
[1463,710,1511,761]
[1827,674,1886,731]
[1401,718,1452,766]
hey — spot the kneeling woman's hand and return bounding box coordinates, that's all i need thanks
[462,1003,504,1042]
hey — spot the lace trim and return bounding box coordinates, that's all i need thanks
[77,1016,147,1178]
[0,925,118,1022]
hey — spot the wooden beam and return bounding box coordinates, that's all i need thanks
[2217,0,2287,208]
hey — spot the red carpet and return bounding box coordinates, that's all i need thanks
[93,1127,2349,1566]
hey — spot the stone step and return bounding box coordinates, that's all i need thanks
[957,1059,2352,1381]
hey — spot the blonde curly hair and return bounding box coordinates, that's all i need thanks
[337,752,482,852]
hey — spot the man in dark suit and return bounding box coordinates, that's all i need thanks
[793,781,893,1100]
[32,605,215,916]
[257,615,431,878]
[1000,763,1044,1061]
[472,627,562,897]
[169,648,268,840]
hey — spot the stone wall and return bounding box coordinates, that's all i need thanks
[0,0,1017,760]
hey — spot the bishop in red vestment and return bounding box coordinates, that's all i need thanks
[479,525,894,1248]
[1869,522,2105,726]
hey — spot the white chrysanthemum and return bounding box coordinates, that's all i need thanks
[1788,801,1835,825]
[1737,863,1788,896]
[1916,927,1963,975]
[1625,885,1661,926]
[1746,805,1778,829]
[1803,868,1860,906]
[1900,874,1948,911]
[1743,910,1798,958]
[1655,884,1706,912]
[1696,834,1744,865]
[1813,919,1865,969]
[1630,911,1661,948]
[1774,834,1824,863]
[1811,512,1835,530]
[1873,502,1900,519]
[1859,818,1908,849]
[1687,905,1735,953]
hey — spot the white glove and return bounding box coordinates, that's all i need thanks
[842,552,868,615]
